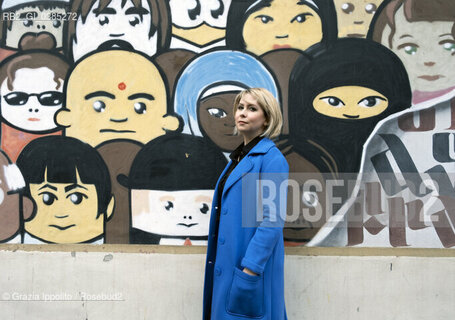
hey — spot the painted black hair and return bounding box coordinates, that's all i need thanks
[16,136,112,215]
[289,38,412,173]
[225,0,338,51]
[119,133,227,190]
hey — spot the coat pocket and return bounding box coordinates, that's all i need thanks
[226,267,265,318]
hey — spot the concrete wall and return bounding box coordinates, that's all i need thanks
[1,245,454,319]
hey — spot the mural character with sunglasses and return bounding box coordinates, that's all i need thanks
[0,48,69,161]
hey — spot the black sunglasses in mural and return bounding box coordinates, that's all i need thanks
[3,91,63,106]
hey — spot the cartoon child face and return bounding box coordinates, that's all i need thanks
[58,50,179,147]
[169,0,231,46]
[312,86,389,119]
[1,67,63,132]
[72,0,155,61]
[26,169,113,243]
[5,5,66,49]
[0,153,34,242]
[334,0,381,38]
[131,189,212,237]
[242,0,322,55]
[382,7,455,93]
[197,91,242,151]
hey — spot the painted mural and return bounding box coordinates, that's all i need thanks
[0,0,453,248]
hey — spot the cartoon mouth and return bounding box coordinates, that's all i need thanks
[343,114,360,119]
[177,223,199,228]
[273,44,291,49]
[100,129,136,133]
[347,33,365,38]
[49,224,76,230]
[28,118,40,121]
[418,75,443,81]
[109,33,125,37]
[98,40,134,51]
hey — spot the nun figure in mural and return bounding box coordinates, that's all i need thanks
[289,38,412,175]
[367,0,455,104]
[118,133,227,245]
[225,0,337,55]
[173,49,279,154]
[168,0,232,53]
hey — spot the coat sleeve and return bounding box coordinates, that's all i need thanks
[240,148,289,275]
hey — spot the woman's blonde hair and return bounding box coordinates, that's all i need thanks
[233,88,283,139]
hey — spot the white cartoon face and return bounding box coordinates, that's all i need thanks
[169,0,231,28]
[5,6,66,49]
[131,189,213,237]
[72,0,156,61]
[0,67,63,132]
[382,7,455,93]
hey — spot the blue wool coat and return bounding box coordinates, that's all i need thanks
[203,138,288,320]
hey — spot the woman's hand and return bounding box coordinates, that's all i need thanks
[242,267,258,276]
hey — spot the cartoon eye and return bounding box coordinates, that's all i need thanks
[53,20,61,28]
[200,203,209,214]
[442,41,455,53]
[129,16,140,27]
[358,96,386,108]
[134,102,147,114]
[165,201,174,211]
[365,3,377,14]
[341,3,354,14]
[42,192,57,206]
[99,16,109,26]
[23,19,33,27]
[207,108,227,118]
[320,97,345,107]
[255,15,273,24]
[67,192,87,205]
[403,45,418,55]
[302,191,318,208]
[93,100,106,112]
[291,13,312,23]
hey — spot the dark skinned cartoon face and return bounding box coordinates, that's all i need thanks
[197,92,242,151]
[313,85,389,119]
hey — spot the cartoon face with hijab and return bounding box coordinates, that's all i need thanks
[173,50,279,151]
[226,0,337,55]
[1,0,68,50]
[169,0,232,52]
[334,0,381,38]
[289,38,412,173]
[119,133,227,245]
[57,49,180,147]
[67,0,170,61]
[368,0,455,102]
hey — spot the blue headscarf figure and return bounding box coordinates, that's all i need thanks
[174,50,279,136]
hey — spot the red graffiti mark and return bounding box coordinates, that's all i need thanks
[118,82,126,90]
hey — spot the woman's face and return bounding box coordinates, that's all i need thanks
[197,92,243,151]
[242,0,323,55]
[234,93,267,140]
[382,6,455,93]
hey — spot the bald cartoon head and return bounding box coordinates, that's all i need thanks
[57,49,180,147]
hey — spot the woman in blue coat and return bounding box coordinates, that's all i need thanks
[203,88,289,319]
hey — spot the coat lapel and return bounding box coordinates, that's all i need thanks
[221,138,275,200]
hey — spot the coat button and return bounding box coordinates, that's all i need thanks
[215,267,221,276]
[208,260,213,265]
[215,206,219,210]
[219,237,225,245]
